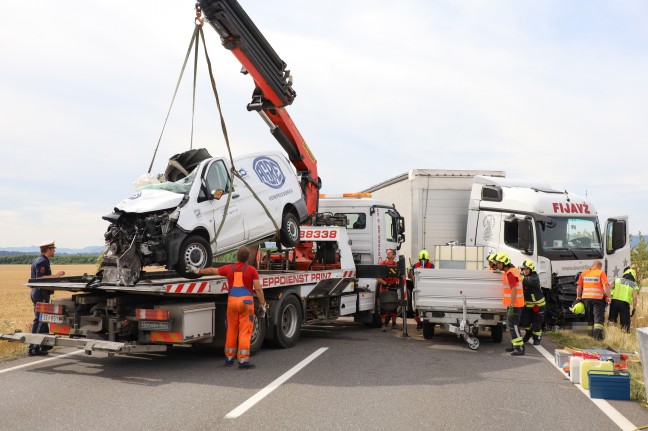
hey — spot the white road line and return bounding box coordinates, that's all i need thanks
[225,347,329,419]
[0,350,85,375]
[534,344,637,431]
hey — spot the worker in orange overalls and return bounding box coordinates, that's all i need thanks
[496,252,525,356]
[190,246,267,369]
[576,260,609,340]
[377,248,400,332]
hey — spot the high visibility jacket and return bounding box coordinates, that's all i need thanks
[579,268,608,300]
[502,267,524,307]
[522,271,546,307]
[611,277,638,305]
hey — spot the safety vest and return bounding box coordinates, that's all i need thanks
[502,267,524,307]
[580,268,605,300]
[611,277,638,305]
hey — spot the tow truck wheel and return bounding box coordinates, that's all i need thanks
[491,324,503,343]
[280,213,300,248]
[423,321,435,339]
[250,311,266,354]
[271,295,302,348]
[176,235,212,279]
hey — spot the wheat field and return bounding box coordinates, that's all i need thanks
[0,264,96,361]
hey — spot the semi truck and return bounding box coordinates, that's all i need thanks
[365,169,631,326]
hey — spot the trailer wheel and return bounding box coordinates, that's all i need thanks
[250,311,266,355]
[491,325,503,343]
[423,321,435,339]
[280,213,300,248]
[271,295,302,348]
[176,235,212,278]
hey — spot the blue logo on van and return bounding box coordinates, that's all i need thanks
[253,157,285,189]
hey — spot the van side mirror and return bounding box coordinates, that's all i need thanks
[518,219,533,255]
[212,189,224,200]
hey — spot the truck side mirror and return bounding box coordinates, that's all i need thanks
[607,220,627,253]
[518,219,533,254]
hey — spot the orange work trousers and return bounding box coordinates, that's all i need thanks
[224,286,255,363]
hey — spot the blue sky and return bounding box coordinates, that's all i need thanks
[1,0,647,248]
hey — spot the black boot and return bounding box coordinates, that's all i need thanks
[533,336,541,345]
[522,332,533,344]
[505,345,515,352]
[511,346,525,356]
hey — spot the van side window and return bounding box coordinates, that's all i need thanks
[201,160,231,199]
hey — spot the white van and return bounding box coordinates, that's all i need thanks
[101,149,308,285]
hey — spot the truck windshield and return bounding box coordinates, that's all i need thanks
[140,168,197,195]
[537,217,603,260]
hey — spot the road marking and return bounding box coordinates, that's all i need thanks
[225,347,328,419]
[534,344,637,431]
[0,350,85,375]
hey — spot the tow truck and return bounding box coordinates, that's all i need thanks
[0,0,406,354]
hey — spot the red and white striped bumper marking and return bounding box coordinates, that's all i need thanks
[342,270,355,278]
[166,281,209,294]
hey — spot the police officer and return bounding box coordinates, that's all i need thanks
[497,252,525,356]
[576,260,610,340]
[520,260,545,345]
[190,246,266,369]
[407,250,435,330]
[608,268,639,333]
[29,240,65,357]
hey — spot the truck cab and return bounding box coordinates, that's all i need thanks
[466,176,630,316]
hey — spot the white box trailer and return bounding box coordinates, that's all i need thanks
[363,170,505,265]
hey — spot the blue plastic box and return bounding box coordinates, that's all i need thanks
[588,370,630,400]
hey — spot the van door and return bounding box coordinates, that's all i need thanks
[202,159,245,250]
[604,216,630,279]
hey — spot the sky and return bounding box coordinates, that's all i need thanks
[1,0,647,248]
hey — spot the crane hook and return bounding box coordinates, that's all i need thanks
[195,4,204,26]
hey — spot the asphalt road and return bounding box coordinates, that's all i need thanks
[1,320,647,431]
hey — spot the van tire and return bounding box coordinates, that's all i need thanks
[176,235,212,279]
[271,295,302,348]
[280,213,300,248]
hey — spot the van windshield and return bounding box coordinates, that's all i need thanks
[141,168,197,195]
[537,217,603,260]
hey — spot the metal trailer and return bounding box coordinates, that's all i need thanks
[1,227,402,356]
[413,268,507,350]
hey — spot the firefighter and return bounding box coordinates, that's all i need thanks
[190,246,267,369]
[28,240,65,356]
[496,252,525,356]
[608,268,639,333]
[407,249,435,330]
[377,248,400,332]
[487,253,498,271]
[520,259,545,345]
[576,260,610,340]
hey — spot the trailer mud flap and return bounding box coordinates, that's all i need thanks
[0,332,167,355]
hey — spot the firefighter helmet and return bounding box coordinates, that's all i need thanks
[521,259,535,272]
[495,252,511,266]
[487,253,497,263]
[570,301,585,315]
[419,249,430,260]
[623,268,637,282]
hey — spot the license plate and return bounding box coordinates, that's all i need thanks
[139,320,171,331]
[40,313,63,324]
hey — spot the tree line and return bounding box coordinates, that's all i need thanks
[0,254,100,265]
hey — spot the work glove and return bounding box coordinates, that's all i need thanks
[259,303,269,318]
[632,309,636,317]
[186,265,201,275]
[507,306,514,318]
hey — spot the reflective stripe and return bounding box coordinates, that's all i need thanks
[238,349,250,356]
[581,269,605,299]
[502,267,523,307]
[594,323,605,329]
[611,278,638,304]
[225,347,237,354]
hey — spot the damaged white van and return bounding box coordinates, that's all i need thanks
[100,149,308,285]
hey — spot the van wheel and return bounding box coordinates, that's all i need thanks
[250,310,266,355]
[271,295,302,348]
[280,213,300,248]
[423,321,435,339]
[176,235,212,278]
